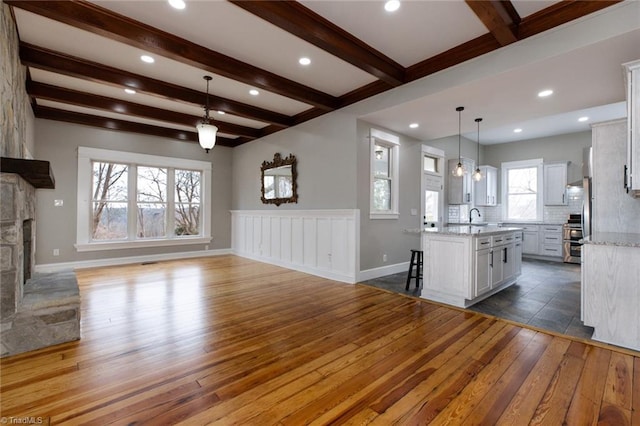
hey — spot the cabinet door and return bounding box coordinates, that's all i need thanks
[514,242,522,276]
[522,230,539,254]
[544,163,568,205]
[502,243,516,282]
[473,165,497,206]
[475,248,491,297]
[448,158,474,205]
[490,248,503,288]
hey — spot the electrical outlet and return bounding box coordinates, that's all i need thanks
[383,254,387,262]
[53,249,60,256]
[205,245,209,250]
[54,199,63,207]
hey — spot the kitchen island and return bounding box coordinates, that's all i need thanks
[419,226,523,308]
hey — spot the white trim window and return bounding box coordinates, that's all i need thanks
[370,128,400,219]
[76,147,212,251]
[502,158,543,222]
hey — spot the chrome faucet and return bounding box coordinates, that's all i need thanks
[469,208,481,223]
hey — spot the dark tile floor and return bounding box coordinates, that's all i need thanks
[360,258,594,341]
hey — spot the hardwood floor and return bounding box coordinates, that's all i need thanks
[1,255,638,425]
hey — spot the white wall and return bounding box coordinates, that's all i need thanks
[34,120,232,265]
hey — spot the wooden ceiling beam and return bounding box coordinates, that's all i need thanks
[27,81,261,139]
[465,1,518,46]
[517,0,623,39]
[230,1,405,86]
[20,43,292,128]
[7,0,339,110]
[33,105,244,147]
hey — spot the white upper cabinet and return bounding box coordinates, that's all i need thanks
[448,158,474,205]
[543,162,568,205]
[623,59,640,197]
[474,165,497,206]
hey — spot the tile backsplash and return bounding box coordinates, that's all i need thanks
[447,187,584,224]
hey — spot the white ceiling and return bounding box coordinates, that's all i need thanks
[9,0,639,146]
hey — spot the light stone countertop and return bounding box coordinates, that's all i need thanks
[581,232,640,248]
[419,225,524,237]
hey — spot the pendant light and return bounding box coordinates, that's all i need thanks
[472,118,483,182]
[452,106,465,177]
[196,75,218,153]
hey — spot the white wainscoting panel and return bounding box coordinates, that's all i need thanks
[231,210,360,283]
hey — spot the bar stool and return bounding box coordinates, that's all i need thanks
[405,249,423,290]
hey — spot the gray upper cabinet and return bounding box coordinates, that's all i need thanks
[543,162,568,205]
[448,158,474,205]
[623,59,640,198]
[474,165,497,206]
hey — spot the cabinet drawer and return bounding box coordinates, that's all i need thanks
[541,245,562,256]
[503,233,516,243]
[514,232,523,241]
[476,236,492,250]
[541,225,562,233]
[543,235,562,244]
[491,235,505,246]
[518,225,539,232]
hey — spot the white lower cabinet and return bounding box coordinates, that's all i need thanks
[473,232,520,298]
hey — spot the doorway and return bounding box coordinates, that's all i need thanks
[421,145,445,228]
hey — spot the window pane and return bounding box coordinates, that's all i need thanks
[92,202,127,240]
[508,168,537,194]
[424,156,437,173]
[92,162,128,240]
[175,204,200,236]
[424,190,439,222]
[92,162,128,201]
[507,194,537,220]
[374,145,390,177]
[175,169,201,203]
[264,175,275,199]
[277,175,293,198]
[137,203,166,238]
[138,166,167,202]
[373,178,391,211]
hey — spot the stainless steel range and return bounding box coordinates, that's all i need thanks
[563,214,582,264]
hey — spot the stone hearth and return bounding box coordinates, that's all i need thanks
[1,173,80,357]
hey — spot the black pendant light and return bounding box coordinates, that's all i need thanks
[473,118,483,182]
[452,106,465,177]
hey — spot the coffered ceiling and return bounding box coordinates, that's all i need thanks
[7,0,632,148]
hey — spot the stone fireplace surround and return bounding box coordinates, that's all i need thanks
[1,172,80,357]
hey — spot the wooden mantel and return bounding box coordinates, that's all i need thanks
[0,157,55,189]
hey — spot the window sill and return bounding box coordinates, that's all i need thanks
[75,236,212,252]
[370,212,400,220]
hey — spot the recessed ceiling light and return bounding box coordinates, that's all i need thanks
[578,116,589,122]
[514,128,523,133]
[249,89,259,96]
[538,89,553,97]
[299,57,311,66]
[168,0,185,10]
[409,123,419,129]
[124,88,136,94]
[218,111,226,115]
[384,0,400,12]
[140,55,155,64]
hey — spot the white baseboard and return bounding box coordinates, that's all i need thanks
[357,262,410,282]
[35,248,232,273]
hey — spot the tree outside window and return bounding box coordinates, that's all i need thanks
[174,169,201,236]
[92,162,128,240]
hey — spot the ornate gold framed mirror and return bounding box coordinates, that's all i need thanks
[261,153,298,206]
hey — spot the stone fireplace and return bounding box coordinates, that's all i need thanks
[1,166,80,357]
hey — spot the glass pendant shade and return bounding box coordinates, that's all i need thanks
[473,117,483,181]
[197,122,218,152]
[452,106,465,176]
[197,75,217,153]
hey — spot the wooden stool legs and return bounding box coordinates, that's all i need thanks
[405,249,423,290]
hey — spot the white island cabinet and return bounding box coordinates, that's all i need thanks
[421,226,523,308]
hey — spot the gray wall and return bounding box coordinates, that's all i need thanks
[232,111,357,210]
[483,131,592,203]
[34,120,232,265]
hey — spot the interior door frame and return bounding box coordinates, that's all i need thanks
[420,144,446,229]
